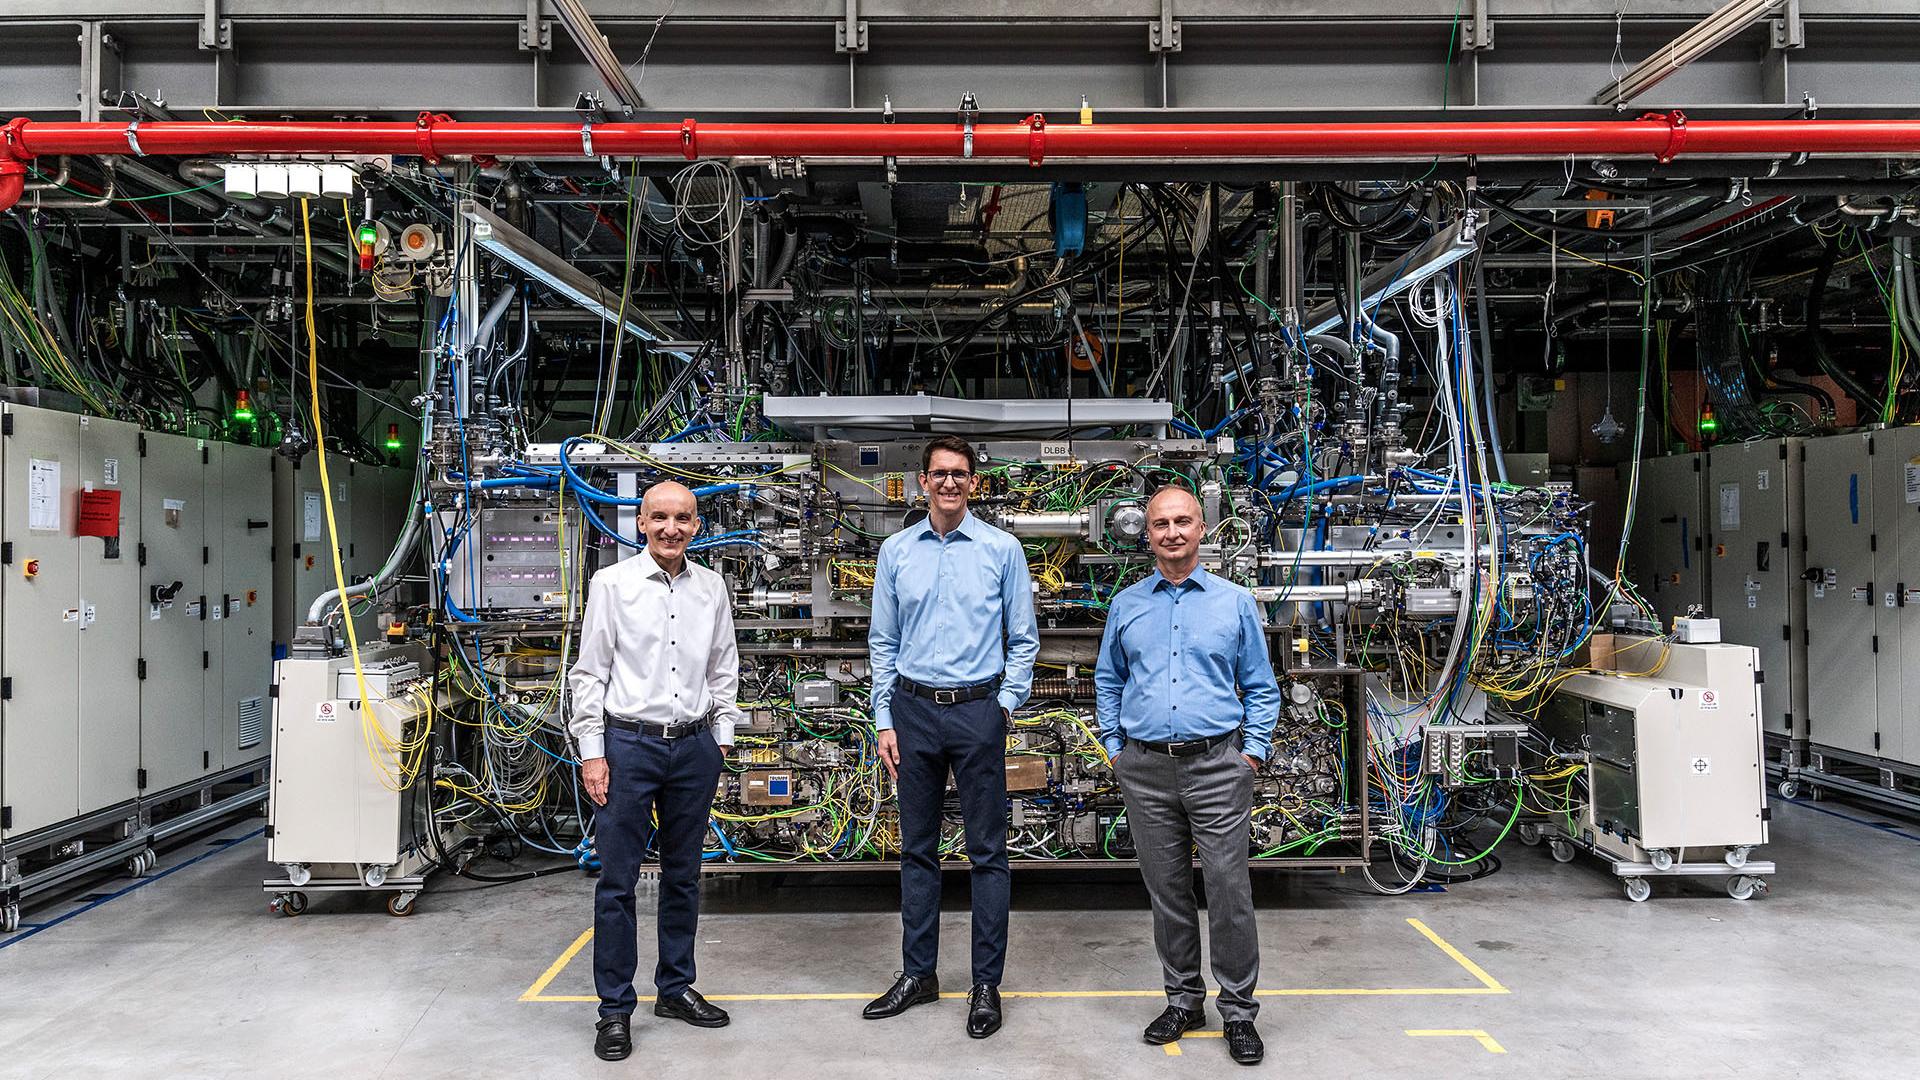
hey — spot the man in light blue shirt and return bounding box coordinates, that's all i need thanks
[862,434,1039,1039]
[1095,484,1278,1066]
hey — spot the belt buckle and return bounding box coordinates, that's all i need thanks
[934,689,958,705]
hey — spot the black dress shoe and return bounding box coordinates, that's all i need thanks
[654,987,731,1028]
[1225,1020,1264,1065]
[863,973,940,1019]
[966,983,1002,1039]
[594,1014,632,1061]
[1143,1004,1206,1045]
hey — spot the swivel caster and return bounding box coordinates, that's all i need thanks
[1647,848,1675,872]
[1,902,19,933]
[1517,823,1542,847]
[1727,876,1765,901]
[273,891,309,917]
[125,850,153,877]
[386,892,419,918]
[1549,839,1577,864]
[283,863,312,888]
[1777,779,1800,800]
[361,863,389,888]
[1724,846,1752,869]
[1622,878,1653,903]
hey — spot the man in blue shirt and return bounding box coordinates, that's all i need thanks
[862,434,1040,1040]
[1095,484,1279,1066]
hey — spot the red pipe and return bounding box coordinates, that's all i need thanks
[6,112,1920,211]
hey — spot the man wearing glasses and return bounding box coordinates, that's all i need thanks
[862,434,1040,1039]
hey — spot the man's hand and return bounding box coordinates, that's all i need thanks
[718,743,733,764]
[1243,754,1262,772]
[582,757,610,806]
[877,729,900,780]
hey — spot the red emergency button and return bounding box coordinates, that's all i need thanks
[22,558,39,578]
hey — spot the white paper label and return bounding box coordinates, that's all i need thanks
[1039,441,1073,463]
[1889,592,1899,608]
[83,604,96,626]
[149,604,162,621]
[28,458,60,531]
[303,491,324,542]
[211,603,223,620]
[1699,689,1720,711]
[1690,756,1713,775]
[1718,483,1741,531]
[1747,595,1758,609]
[314,699,340,722]
[62,608,80,623]
[1907,458,1920,504]
[186,600,202,618]
[102,458,119,485]
[1814,584,1826,598]
[1757,468,1770,492]
[162,497,186,529]
[1853,586,1870,602]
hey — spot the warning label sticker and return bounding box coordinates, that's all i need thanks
[1690,756,1712,775]
[1699,689,1721,711]
[315,700,340,722]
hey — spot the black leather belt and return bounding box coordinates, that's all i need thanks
[1130,731,1235,757]
[607,714,711,739]
[897,674,1001,706]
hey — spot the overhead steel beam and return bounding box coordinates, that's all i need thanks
[1594,0,1787,107]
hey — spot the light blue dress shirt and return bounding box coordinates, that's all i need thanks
[1094,566,1282,761]
[868,511,1040,730]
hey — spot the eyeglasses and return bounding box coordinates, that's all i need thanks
[924,469,974,486]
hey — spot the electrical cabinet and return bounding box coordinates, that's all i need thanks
[138,431,209,795]
[1623,452,1709,631]
[1706,439,1807,745]
[272,454,351,651]
[1801,432,1881,759]
[0,405,83,837]
[212,443,274,772]
[75,415,142,817]
[1873,425,1920,769]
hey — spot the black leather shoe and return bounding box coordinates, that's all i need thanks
[593,1014,632,1061]
[966,983,1002,1039]
[654,987,730,1028]
[1143,1005,1206,1045]
[1225,1020,1264,1065]
[863,973,940,1019]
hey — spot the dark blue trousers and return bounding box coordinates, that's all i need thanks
[592,725,724,1018]
[893,691,1010,986]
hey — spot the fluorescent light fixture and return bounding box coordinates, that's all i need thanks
[1594,0,1785,107]
[1301,217,1480,337]
[460,200,689,359]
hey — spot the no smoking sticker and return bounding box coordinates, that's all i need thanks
[1699,689,1720,710]
[315,700,340,722]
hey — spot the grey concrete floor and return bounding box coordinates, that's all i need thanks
[2,797,1917,1080]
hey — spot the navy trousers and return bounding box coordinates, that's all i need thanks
[893,690,1010,986]
[592,724,724,1018]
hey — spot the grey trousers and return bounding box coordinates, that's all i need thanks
[1113,733,1260,1022]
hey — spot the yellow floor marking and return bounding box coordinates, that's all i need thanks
[520,917,1511,1004]
[1163,1031,1223,1056]
[519,928,594,1002]
[1404,917,1507,992]
[1406,1029,1507,1054]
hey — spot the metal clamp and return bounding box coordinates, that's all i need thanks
[580,121,594,157]
[125,119,144,156]
[1025,113,1047,167]
[959,92,979,159]
[680,117,699,160]
[1641,109,1688,164]
[414,111,452,164]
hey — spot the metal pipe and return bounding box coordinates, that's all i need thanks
[8,115,1920,190]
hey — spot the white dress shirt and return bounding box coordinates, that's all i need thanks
[567,553,743,760]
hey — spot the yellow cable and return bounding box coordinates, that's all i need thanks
[300,200,384,779]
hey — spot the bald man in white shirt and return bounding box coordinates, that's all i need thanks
[569,481,741,1061]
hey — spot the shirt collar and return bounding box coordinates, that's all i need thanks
[1149,564,1211,593]
[643,555,694,583]
[917,509,979,542]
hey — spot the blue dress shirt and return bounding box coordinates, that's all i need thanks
[869,511,1041,730]
[1094,565,1281,761]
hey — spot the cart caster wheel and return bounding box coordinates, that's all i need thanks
[386,892,418,918]
[1,903,19,933]
[1549,840,1577,863]
[1727,876,1762,901]
[1623,878,1653,903]
[277,891,309,917]
[1809,786,1826,802]
[1777,780,1800,800]
[1647,848,1675,872]
[1724,846,1752,869]
[1517,823,1542,847]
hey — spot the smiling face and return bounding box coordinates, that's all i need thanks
[920,447,978,519]
[1145,486,1204,572]
[641,481,700,567]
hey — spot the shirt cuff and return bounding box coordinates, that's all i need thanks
[995,688,1021,714]
[711,717,736,746]
[576,732,605,761]
[1104,738,1125,758]
[875,712,893,732]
